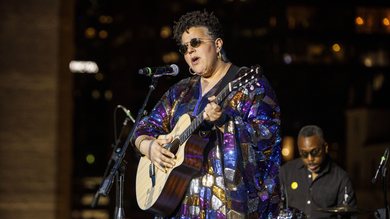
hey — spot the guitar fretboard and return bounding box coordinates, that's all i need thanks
[178,83,231,144]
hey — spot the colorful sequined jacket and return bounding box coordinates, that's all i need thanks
[134,65,281,218]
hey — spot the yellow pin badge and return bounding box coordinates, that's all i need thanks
[291,182,298,190]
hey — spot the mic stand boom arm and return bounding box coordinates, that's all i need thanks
[91,77,159,219]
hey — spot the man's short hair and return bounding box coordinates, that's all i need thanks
[298,125,324,140]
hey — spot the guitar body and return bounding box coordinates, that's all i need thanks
[135,114,209,216]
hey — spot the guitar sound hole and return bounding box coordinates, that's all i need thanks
[169,138,181,154]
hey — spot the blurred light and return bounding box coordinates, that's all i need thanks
[282,147,290,157]
[383,18,390,26]
[81,194,109,206]
[253,28,267,37]
[91,90,100,99]
[363,57,373,67]
[282,136,295,161]
[269,16,277,27]
[162,52,180,63]
[99,15,113,24]
[99,30,108,39]
[331,43,341,53]
[287,17,296,29]
[361,50,388,67]
[82,177,103,189]
[283,54,292,64]
[86,154,95,164]
[160,26,172,39]
[355,16,364,26]
[95,72,104,81]
[71,209,109,219]
[85,27,96,39]
[104,90,113,101]
[286,6,314,30]
[308,44,325,56]
[373,73,385,91]
[69,60,99,74]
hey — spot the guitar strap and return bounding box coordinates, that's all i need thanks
[174,65,242,118]
[212,64,241,96]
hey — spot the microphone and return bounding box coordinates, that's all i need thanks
[372,147,389,183]
[138,64,179,78]
[117,105,135,123]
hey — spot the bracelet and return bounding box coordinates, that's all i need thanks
[136,136,152,152]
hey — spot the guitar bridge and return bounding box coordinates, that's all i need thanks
[149,163,156,187]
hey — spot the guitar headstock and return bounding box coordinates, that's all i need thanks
[229,65,262,91]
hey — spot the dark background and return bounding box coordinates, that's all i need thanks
[71,0,390,218]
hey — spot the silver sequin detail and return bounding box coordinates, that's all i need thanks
[227,210,245,219]
[247,144,256,163]
[215,176,225,189]
[220,205,227,216]
[224,168,236,182]
[189,205,200,216]
[202,173,214,188]
[212,195,223,210]
[234,116,244,126]
[215,144,221,159]
[189,178,200,195]
[248,198,259,213]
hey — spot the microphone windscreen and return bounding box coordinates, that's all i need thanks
[170,64,179,76]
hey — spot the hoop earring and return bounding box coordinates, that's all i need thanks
[189,67,197,75]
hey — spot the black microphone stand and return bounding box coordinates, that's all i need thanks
[373,148,390,219]
[91,77,159,219]
[382,164,389,219]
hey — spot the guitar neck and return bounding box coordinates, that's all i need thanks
[178,84,231,144]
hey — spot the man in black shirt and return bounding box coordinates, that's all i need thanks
[279,125,357,219]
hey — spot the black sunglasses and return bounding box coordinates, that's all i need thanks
[299,148,322,158]
[179,38,213,55]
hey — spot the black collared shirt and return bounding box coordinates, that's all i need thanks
[279,156,357,219]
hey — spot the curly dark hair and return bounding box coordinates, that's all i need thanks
[172,10,224,45]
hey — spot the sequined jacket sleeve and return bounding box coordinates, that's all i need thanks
[223,65,281,218]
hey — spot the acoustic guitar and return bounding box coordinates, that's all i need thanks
[135,66,261,216]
